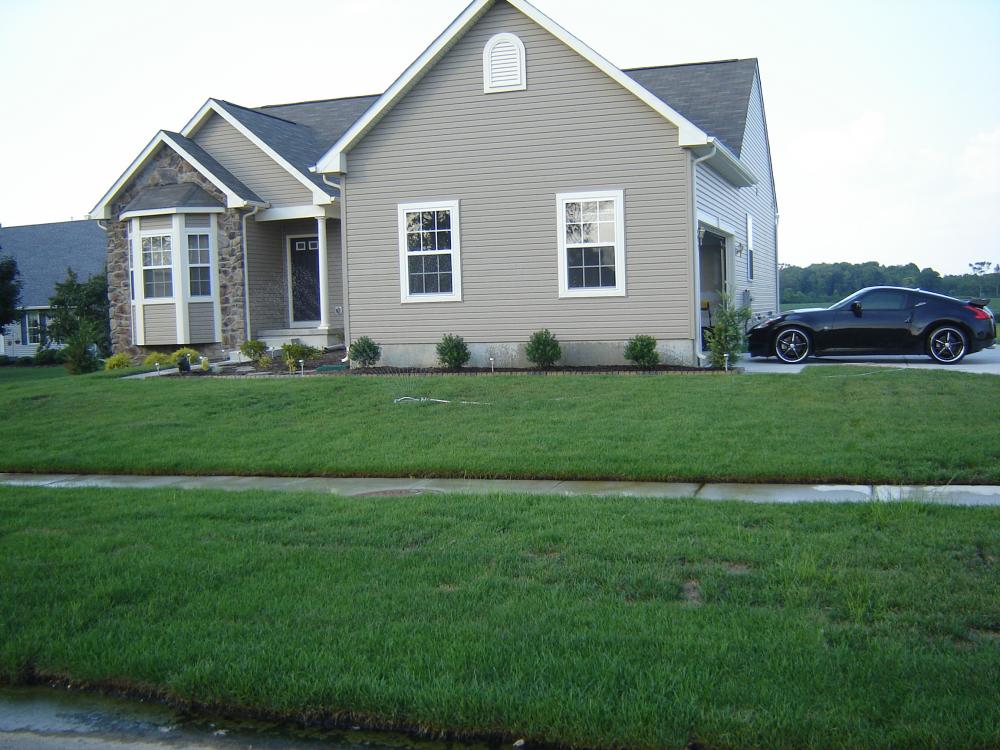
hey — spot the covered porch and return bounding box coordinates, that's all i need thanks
[244,206,344,351]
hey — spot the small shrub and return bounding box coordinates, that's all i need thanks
[624,335,660,369]
[170,347,201,366]
[33,347,66,366]
[104,353,133,370]
[525,329,562,368]
[281,342,321,364]
[199,356,211,372]
[0,356,11,367]
[15,357,34,367]
[63,321,100,375]
[349,336,381,368]
[286,357,299,374]
[256,354,273,369]
[437,333,471,370]
[705,291,753,369]
[143,352,172,368]
[240,339,267,363]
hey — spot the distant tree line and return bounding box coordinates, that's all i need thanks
[780,260,1000,303]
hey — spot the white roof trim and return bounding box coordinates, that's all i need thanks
[181,99,334,204]
[120,206,225,220]
[87,131,261,220]
[314,0,712,174]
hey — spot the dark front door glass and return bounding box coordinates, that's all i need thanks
[290,237,320,323]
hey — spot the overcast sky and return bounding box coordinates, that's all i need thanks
[1,0,997,275]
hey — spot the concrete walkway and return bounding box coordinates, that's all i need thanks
[2,472,998,506]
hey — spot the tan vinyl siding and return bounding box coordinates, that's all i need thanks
[193,114,312,207]
[140,215,171,231]
[143,304,177,344]
[245,217,343,334]
[185,214,211,229]
[344,0,693,345]
[695,73,778,316]
[188,302,216,343]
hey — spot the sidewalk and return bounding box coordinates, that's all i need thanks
[2,472,998,506]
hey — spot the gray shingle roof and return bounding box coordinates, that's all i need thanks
[162,132,263,204]
[624,59,758,156]
[0,220,106,308]
[122,184,223,214]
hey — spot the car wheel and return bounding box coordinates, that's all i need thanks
[927,326,967,364]
[773,327,811,364]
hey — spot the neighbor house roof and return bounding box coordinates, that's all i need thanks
[0,220,106,308]
[625,59,758,157]
[121,184,223,215]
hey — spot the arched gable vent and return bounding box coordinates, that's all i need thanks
[483,33,526,93]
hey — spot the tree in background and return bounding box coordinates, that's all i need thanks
[46,268,111,355]
[969,261,994,297]
[0,255,22,331]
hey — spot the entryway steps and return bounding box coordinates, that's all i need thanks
[2,473,999,506]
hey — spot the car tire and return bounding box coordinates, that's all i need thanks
[927,325,967,364]
[773,327,811,364]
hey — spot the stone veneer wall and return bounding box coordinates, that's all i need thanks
[106,146,247,358]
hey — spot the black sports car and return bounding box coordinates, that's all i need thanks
[748,286,996,364]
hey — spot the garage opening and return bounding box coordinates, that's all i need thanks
[699,228,729,350]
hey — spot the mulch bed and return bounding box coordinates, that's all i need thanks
[338,364,726,376]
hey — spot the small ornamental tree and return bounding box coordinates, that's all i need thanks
[349,336,381,368]
[624,335,660,369]
[62,320,100,375]
[47,268,111,355]
[0,255,22,331]
[437,333,470,370]
[239,339,267,363]
[704,290,753,369]
[525,329,561,368]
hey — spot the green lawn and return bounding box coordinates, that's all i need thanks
[1,486,997,749]
[1,365,999,484]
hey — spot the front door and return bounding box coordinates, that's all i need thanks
[288,236,320,325]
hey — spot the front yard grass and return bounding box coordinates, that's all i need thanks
[1,486,997,749]
[1,366,999,484]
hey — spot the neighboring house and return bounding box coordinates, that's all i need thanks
[89,0,777,366]
[0,221,107,357]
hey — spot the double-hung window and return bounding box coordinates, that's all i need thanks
[557,190,626,297]
[398,200,462,303]
[187,233,212,297]
[142,235,173,298]
[26,311,45,344]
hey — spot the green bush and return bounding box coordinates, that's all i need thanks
[62,321,100,375]
[0,356,11,367]
[15,357,33,367]
[349,336,381,368]
[704,291,753,369]
[525,329,561,368]
[624,335,660,369]
[169,347,201,366]
[142,352,172,368]
[199,356,211,372]
[104,353,133,370]
[437,333,470,370]
[256,354,273,369]
[280,342,321,364]
[33,347,66,366]
[240,339,267,363]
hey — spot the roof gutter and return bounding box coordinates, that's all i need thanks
[691,138,757,187]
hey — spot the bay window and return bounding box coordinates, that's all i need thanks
[141,235,173,298]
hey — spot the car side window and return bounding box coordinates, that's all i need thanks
[860,291,911,310]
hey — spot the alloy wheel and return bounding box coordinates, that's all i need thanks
[928,326,967,364]
[774,328,810,364]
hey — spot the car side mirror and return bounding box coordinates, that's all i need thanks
[851,301,863,316]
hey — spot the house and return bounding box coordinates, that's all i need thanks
[0,220,107,357]
[89,0,777,366]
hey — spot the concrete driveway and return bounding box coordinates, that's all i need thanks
[741,345,1000,375]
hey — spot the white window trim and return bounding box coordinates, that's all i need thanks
[185,230,213,298]
[483,32,526,93]
[397,200,462,304]
[140,232,175,301]
[556,190,626,298]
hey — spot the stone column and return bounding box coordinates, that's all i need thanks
[317,216,330,330]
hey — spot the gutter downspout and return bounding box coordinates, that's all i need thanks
[691,142,717,365]
[240,204,262,343]
[322,175,350,361]
[774,209,780,315]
